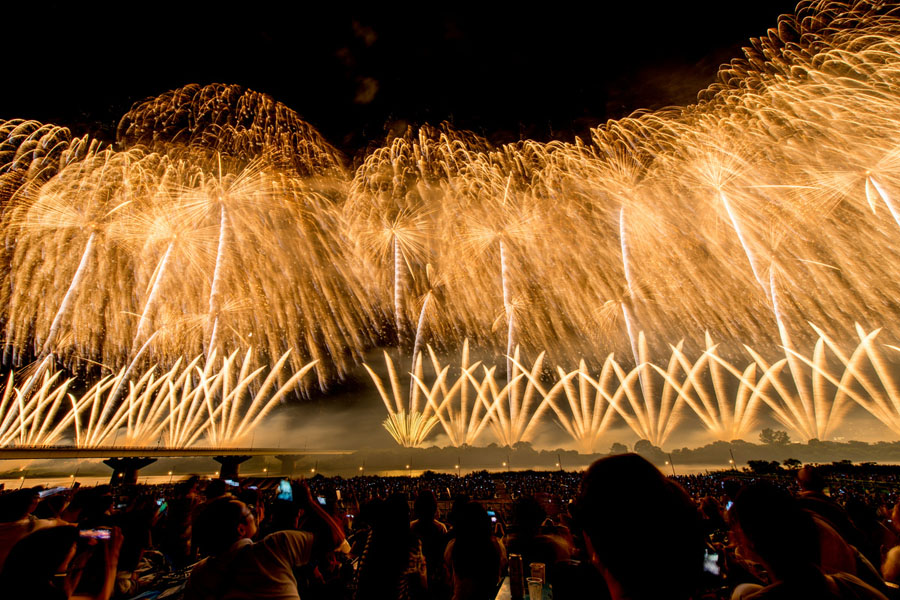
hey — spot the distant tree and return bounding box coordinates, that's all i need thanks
[610,442,628,455]
[747,459,782,474]
[633,440,654,454]
[759,428,791,445]
[783,458,802,470]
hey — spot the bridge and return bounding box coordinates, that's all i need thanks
[0,446,354,484]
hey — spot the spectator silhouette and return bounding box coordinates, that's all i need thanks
[0,488,65,571]
[797,466,866,551]
[355,493,427,600]
[444,501,506,600]
[504,494,572,587]
[730,481,887,599]
[0,524,123,600]
[411,490,449,598]
[576,453,704,600]
[185,485,345,600]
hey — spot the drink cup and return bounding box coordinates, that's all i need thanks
[529,562,546,582]
[527,577,542,600]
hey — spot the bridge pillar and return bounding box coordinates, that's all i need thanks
[213,455,250,481]
[276,455,299,477]
[103,457,157,485]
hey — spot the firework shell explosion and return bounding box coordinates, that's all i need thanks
[4,1,900,448]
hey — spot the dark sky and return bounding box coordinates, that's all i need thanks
[2,2,799,154]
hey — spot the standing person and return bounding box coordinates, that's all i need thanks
[444,501,506,600]
[575,453,705,600]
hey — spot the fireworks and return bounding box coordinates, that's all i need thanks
[376,325,900,450]
[2,2,900,449]
[0,349,318,448]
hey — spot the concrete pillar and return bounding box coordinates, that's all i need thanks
[103,457,157,485]
[213,455,250,481]
[276,455,299,477]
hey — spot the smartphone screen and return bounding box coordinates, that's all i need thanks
[277,479,293,501]
[317,496,327,505]
[703,550,720,576]
[79,529,111,540]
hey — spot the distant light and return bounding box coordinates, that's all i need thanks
[359,466,364,471]
[310,468,316,473]
[502,462,507,467]
[405,464,410,469]
[455,464,459,469]
[168,471,172,475]
[70,474,75,478]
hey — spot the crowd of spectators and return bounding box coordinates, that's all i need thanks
[2,458,900,599]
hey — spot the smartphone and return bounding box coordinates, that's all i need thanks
[79,529,111,540]
[725,500,733,511]
[317,496,327,506]
[39,486,67,498]
[224,479,239,487]
[116,503,127,509]
[702,549,720,576]
[277,479,293,501]
[155,498,165,506]
[487,510,497,523]
[157,500,168,514]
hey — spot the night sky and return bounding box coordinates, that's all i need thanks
[2,2,800,155]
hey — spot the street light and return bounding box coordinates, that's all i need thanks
[168,471,173,483]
